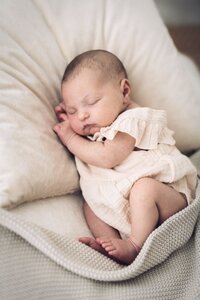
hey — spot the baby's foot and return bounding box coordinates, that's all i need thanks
[96,237,141,265]
[79,236,108,255]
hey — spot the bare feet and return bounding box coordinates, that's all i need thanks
[79,237,108,256]
[96,237,141,265]
[79,236,141,265]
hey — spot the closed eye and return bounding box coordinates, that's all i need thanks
[66,108,76,115]
[88,98,101,106]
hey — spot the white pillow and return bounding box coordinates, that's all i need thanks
[0,0,79,208]
[36,0,200,151]
[0,0,200,208]
[12,193,92,238]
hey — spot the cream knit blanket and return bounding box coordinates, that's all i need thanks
[0,180,200,299]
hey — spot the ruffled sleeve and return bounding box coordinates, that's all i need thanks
[91,108,175,150]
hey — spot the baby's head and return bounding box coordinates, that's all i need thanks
[61,50,131,136]
[62,49,128,84]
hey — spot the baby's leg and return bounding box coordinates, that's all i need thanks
[129,178,187,248]
[79,202,121,255]
[98,177,187,264]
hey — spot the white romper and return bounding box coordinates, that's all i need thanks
[75,108,197,236]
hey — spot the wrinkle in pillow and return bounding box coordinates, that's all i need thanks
[0,0,200,208]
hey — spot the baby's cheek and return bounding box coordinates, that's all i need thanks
[70,123,82,135]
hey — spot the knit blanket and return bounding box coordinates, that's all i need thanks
[1,170,200,299]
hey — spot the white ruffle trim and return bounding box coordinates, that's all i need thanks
[90,108,175,150]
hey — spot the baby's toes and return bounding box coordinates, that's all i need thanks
[96,237,110,244]
[101,240,116,252]
[104,244,116,252]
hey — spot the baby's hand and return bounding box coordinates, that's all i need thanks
[55,101,67,122]
[53,115,75,148]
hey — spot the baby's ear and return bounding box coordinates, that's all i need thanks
[120,79,131,98]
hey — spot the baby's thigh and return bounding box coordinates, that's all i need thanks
[130,177,187,223]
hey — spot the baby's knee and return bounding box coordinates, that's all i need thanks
[130,177,158,203]
[132,177,154,192]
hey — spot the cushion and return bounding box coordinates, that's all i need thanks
[12,193,93,238]
[0,0,200,208]
[0,0,79,208]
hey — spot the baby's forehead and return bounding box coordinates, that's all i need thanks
[72,66,107,82]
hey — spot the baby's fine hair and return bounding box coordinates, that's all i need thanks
[62,49,128,83]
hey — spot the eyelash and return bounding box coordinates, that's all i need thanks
[67,110,76,115]
[88,98,100,105]
[67,99,101,114]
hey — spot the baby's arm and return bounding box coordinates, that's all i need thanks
[54,119,135,168]
[69,131,135,168]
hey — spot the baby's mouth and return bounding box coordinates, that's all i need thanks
[83,124,92,131]
[83,124,100,134]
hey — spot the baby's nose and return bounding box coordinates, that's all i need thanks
[78,111,89,121]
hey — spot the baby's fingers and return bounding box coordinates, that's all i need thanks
[53,123,61,133]
[59,113,68,121]
[55,101,66,120]
[55,101,65,112]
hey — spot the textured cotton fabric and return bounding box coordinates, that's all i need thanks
[76,108,197,236]
[0,180,200,299]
